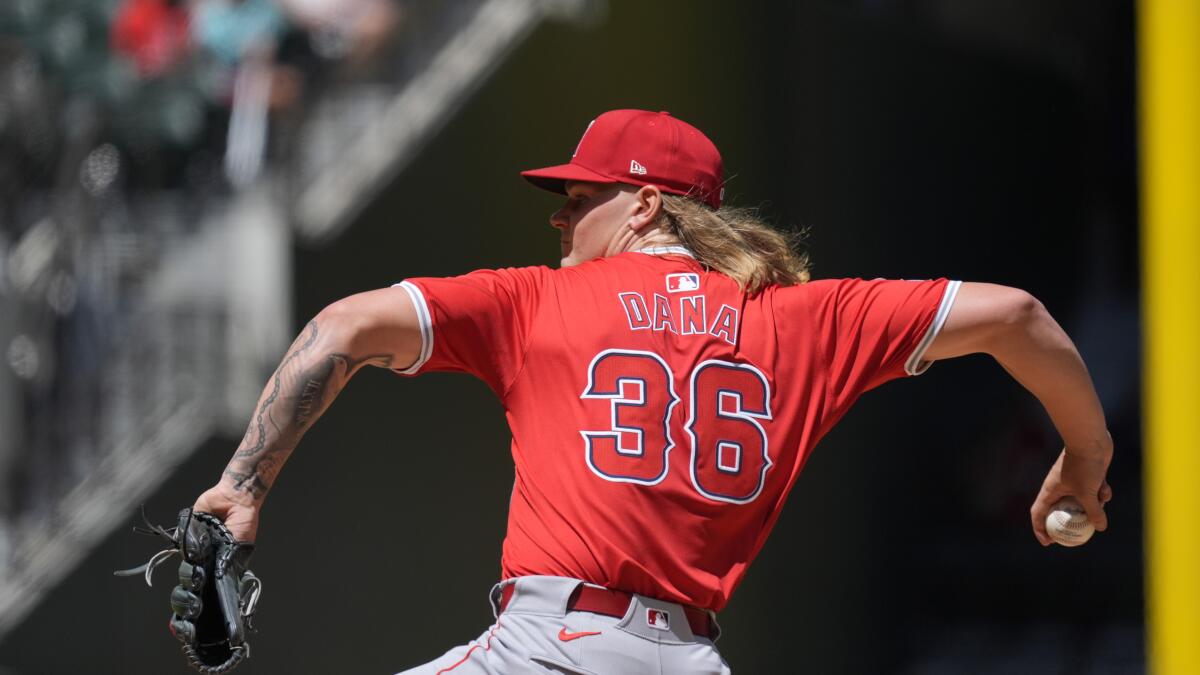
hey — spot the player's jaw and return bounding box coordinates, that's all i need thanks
[551,181,636,268]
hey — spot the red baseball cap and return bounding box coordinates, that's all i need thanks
[521,109,724,209]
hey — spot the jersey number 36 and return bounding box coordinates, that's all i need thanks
[581,349,772,505]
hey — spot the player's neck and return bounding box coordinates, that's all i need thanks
[608,225,682,257]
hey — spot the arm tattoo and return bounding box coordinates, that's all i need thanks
[223,467,269,498]
[223,319,393,498]
[233,321,320,460]
[294,353,393,426]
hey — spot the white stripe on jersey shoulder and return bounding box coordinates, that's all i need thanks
[904,280,963,376]
[392,281,433,374]
[635,245,694,258]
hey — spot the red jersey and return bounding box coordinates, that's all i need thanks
[398,248,959,612]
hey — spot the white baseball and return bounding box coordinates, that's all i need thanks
[1045,497,1095,547]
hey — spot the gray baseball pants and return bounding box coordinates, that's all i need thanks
[397,576,731,675]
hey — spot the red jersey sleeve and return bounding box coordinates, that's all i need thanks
[798,277,961,420]
[394,266,552,397]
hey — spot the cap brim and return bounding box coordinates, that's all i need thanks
[520,162,618,196]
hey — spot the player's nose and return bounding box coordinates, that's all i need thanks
[549,207,569,230]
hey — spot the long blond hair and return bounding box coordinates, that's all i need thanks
[656,194,810,294]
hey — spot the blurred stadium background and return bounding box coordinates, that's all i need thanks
[0,0,1170,673]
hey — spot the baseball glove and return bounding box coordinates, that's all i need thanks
[116,507,262,674]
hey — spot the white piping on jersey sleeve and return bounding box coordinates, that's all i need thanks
[904,280,963,376]
[393,280,433,374]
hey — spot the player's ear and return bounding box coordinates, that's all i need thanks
[627,184,663,233]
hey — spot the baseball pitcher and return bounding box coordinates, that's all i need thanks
[185,110,1113,674]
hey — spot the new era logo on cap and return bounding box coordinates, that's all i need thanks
[629,160,647,175]
[666,273,700,293]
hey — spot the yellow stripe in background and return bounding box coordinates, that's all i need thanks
[1140,0,1200,673]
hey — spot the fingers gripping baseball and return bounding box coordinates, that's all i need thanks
[1030,448,1112,546]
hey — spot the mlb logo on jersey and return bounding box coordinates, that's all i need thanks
[646,608,670,630]
[666,273,700,293]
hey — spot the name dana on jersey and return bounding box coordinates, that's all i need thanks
[618,291,739,344]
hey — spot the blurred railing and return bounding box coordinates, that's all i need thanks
[0,0,600,638]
